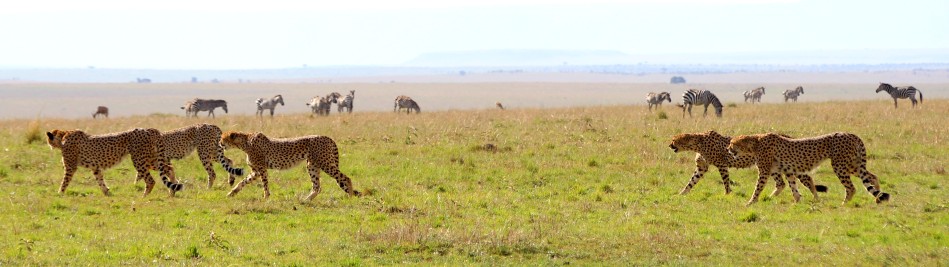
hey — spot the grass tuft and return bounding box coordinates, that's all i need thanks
[185,245,201,259]
[740,211,761,223]
[24,119,43,144]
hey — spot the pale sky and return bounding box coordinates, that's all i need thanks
[0,0,946,69]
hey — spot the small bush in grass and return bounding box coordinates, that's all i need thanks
[25,120,42,144]
[741,211,760,222]
[657,111,668,120]
[185,245,201,259]
[727,103,738,108]
[587,159,599,167]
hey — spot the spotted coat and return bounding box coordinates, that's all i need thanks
[157,124,244,188]
[669,130,797,196]
[728,132,890,205]
[220,131,361,200]
[46,128,182,196]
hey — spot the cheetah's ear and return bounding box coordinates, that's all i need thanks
[46,131,55,140]
[706,130,719,136]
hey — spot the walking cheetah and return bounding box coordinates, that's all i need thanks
[669,130,827,196]
[46,128,183,196]
[728,132,890,206]
[156,124,244,188]
[220,131,361,200]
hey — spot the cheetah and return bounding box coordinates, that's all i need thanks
[46,128,183,197]
[220,131,361,200]
[669,130,827,196]
[728,132,890,206]
[154,124,244,188]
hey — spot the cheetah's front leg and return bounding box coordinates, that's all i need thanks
[227,171,258,197]
[58,164,78,195]
[680,157,709,195]
[746,172,771,206]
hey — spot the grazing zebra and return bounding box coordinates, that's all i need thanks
[394,95,421,114]
[743,87,765,103]
[338,90,355,113]
[305,96,334,116]
[180,99,228,118]
[783,86,804,102]
[876,83,923,108]
[645,92,672,111]
[679,89,723,118]
[496,101,505,110]
[256,94,285,117]
[93,106,109,119]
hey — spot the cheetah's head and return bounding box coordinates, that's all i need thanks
[669,131,720,153]
[221,131,252,149]
[45,129,69,150]
[727,134,761,159]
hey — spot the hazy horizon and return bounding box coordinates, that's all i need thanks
[1,0,947,69]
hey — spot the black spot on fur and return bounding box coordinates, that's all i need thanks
[815,185,828,192]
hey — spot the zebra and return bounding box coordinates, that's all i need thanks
[876,83,923,108]
[180,99,228,118]
[256,94,285,117]
[92,106,109,119]
[679,89,723,118]
[783,86,804,102]
[645,92,672,111]
[743,87,765,103]
[394,95,421,114]
[338,90,355,113]
[305,96,334,116]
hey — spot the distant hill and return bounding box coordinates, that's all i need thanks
[404,49,949,66]
[404,49,637,67]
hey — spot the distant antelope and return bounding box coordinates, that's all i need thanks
[783,86,804,102]
[876,83,922,108]
[496,101,505,110]
[93,106,109,119]
[255,95,285,117]
[645,92,671,111]
[394,95,421,114]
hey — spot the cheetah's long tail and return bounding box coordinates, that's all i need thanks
[217,142,244,176]
[162,175,183,191]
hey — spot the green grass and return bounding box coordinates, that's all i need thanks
[0,100,947,265]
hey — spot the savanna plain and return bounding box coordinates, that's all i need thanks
[0,82,947,265]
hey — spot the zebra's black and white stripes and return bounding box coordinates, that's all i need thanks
[338,90,355,113]
[646,92,672,111]
[681,89,723,118]
[181,99,228,118]
[876,83,923,108]
[256,95,285,117]
[783,86,804,102]
[743,87,765,103]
